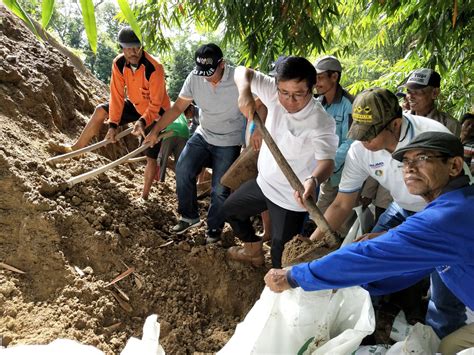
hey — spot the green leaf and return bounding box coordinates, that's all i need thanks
[41,0,55,29]
[3,0,40,37]
[117,0,142,44]
[79,0,97,53]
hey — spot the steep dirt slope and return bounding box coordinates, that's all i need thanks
[0,6,266,354]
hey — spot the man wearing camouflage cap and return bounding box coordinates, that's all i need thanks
[295,88,469,337]
[268,131,474,353]
[404,68,461,136]
[304,87,451,237]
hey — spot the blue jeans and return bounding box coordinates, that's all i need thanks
[175,133,240,232]
[427,272,466,338]
[371,201,466,337]
[371,201,416,232]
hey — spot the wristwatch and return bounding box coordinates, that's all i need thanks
[304,175,318,185]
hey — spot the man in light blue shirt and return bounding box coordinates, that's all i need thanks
[313,56,354,231]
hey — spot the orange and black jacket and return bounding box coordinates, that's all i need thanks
[108,50,170,128]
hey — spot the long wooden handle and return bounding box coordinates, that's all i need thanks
[253,113,339,247]
[66,131,173,187]
[47,127,134,164]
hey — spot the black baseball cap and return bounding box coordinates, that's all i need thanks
[192,43,223,77]
[392,131,464,161]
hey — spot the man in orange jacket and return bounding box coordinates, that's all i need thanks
[50,27,171,199]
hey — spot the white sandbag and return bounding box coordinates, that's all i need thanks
[387,323,439,354]
[0,339,104,354]
[308,287,375,354]
[218,286,374,355]
[390,311,412,342]
[458,348,474,354]
[354,345,390,355]
[121,314,165,355]
[354,322,440,355]
[341,206,375,247]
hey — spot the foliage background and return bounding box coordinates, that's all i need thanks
[7,0,474,118]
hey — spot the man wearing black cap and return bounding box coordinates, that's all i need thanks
[404,68,461,136]
[266,132,474,353]
[145,43,244,242]
[49,27,171,200]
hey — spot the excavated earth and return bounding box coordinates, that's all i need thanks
[0,6,268,354]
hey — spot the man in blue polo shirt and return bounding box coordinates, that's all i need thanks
[145,43,244,243]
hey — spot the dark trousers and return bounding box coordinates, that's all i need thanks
[176,133,240,232]
[223,179,306,268]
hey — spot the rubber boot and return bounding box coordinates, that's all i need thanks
[227,241,264,267]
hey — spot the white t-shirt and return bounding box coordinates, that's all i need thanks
[339,113,451,212]
[251,71,338,211]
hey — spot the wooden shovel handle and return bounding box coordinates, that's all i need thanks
[253,113,339,247]
[47,127,134,165]
[66,131,173,187]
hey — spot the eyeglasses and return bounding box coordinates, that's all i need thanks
[399,155,447,168]
[277,88,310,101]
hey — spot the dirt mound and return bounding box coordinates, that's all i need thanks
[0,6,266,354]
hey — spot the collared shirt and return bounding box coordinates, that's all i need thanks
[179,64,245,146]
[250,71,338,211]
[318,85,354,186]
[409,107,461,137]
[339,113,451,212]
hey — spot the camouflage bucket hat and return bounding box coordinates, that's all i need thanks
[348,88,402,141]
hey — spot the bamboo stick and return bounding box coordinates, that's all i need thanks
[47,127,133,164]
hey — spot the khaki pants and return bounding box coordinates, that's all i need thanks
[438,323,474,355]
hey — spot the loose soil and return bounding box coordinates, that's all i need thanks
[0,6,268,354]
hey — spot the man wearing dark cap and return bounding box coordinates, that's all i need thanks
[313,55,354,229]
[295,88,468,336]
[50,26,171,200]
[305,88,451,240]
[404,68,461,136]
[266,132,474,353]
[145,43,244,242]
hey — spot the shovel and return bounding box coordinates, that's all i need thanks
[252,113,340,265]
[46,127,134,165]
[39,131,173,196]
[66,131,173,187]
